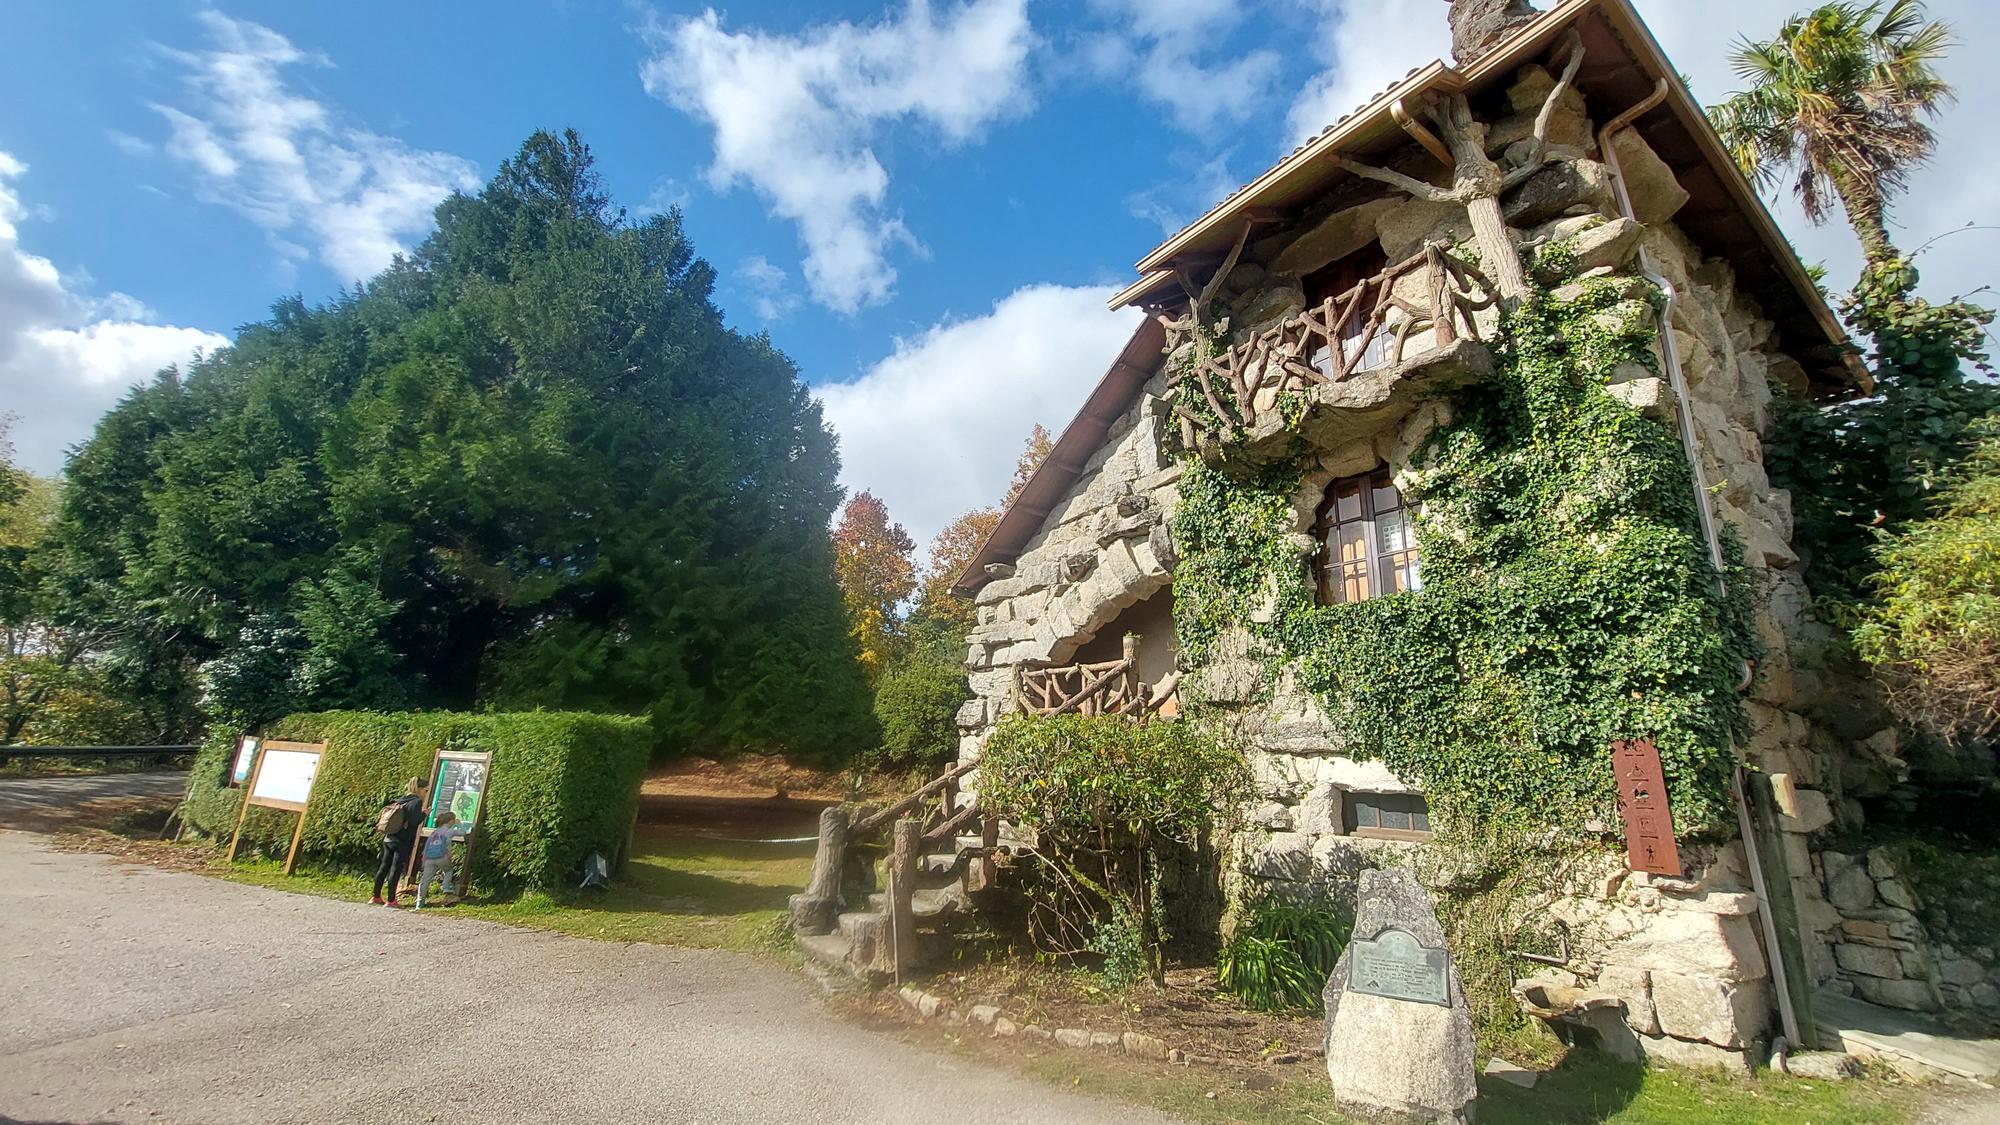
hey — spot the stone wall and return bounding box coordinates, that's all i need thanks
[957,372,1180,763]
[957,58,1974,1067]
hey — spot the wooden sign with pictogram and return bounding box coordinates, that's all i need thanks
[1612,737,1682,877]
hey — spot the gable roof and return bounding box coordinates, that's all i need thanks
[1114,0,1864,391]
[951,315,1164,596]
[955,0,1864,597]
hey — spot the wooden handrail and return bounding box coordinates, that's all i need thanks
[853,759,977,837]
[1019,657,1150,717]
[922,800,982,845]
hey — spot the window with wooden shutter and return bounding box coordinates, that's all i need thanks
[1314,469,1422,605]
[1346,791,1433,841]
[1303,245,1391,376]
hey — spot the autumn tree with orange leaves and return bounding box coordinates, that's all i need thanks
[908,425,1054,650]
[833,490,917,685]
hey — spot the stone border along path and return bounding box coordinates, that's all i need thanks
[0,831,1181,1125]
[894,984,1322,1070]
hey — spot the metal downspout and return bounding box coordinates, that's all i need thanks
[1597,79,1726,577]
[1598,79,1809,1051]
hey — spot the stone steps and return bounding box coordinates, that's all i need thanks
[798,849,992,992]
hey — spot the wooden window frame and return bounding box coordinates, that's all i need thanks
[1313,469,1421,605]
[1303,245,1392,376]
[1344,790,1434,842]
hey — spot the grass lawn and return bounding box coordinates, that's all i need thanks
[219,823,812,954]
[999,1042,1922,1125]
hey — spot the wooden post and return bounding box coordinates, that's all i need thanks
[225,752,261,864]
[1122,634,1141,712]
[788,806,849,936]
[1736,767,1817,1049]
[976,813,1000,893]
[282,809,308,876]
[888,817,920,984]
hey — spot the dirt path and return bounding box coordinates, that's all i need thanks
[0,831,1177,1125]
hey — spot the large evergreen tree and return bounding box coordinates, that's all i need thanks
[39,130,875,758]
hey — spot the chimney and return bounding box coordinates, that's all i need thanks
[1446,0,1542,65]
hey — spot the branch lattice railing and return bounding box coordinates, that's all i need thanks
[1018,658,1145,717]
[1164,241,1493,438]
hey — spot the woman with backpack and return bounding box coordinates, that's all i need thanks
[371,777,427,906]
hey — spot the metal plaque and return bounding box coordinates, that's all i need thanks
[1613,737,1683,877]
[1346,927,1451,1006]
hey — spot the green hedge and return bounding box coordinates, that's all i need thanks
[183,711,651,889]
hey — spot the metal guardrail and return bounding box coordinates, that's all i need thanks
[0,745,200,758]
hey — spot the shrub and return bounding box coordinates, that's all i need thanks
[1218,897,1350,1012]
[182,710,651,889]
[979,714,1251,985]
[871,647,969,771]
[1856,421,2000,746]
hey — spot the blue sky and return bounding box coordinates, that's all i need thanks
[3,0,1995,551]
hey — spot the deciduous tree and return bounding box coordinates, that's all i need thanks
[833,491,916,685]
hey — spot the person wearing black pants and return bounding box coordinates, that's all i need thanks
[372,777,427,906]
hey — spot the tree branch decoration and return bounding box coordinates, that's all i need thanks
[1338,32,1586,304]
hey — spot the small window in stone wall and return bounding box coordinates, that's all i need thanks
[1315,470,1422,604]
[1347,790,1433,841]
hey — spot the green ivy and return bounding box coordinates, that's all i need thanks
[1768,255,1998,610]
[1170,247,1759,837]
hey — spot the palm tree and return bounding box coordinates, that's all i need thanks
[1707,1,1954,266]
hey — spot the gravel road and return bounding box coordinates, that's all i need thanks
[0,772,188,821]
[0,832,1177,1125]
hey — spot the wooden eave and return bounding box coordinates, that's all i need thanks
[1116,0,1866,395]
[951,316,1166,597]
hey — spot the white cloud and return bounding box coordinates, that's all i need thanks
[1087,0,1281,135]
[152,11,480,282]
[736,255,802,322]
[1285,0,1445,146]
[641,2,1035,314]
[816,284,1144,550]
[1126,152,1243,235]
[0,154,228,474]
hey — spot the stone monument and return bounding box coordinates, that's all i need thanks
[1325,867,1477,1123]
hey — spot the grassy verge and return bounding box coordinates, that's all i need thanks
[217,824,811,955]
[1001,1041,1920,1125]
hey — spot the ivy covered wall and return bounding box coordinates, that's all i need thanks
[1171,245,1759,838]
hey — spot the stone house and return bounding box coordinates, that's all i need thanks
[950,0,1998,1072]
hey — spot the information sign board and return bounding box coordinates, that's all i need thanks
[1346,927,1451,1006]
[429,753,488,829]
[227,739,326,876]
[230,736,260,787]
[250,748,320,810]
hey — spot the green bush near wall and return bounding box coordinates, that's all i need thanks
[182,711,651,889]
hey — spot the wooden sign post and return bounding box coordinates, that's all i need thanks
[226,740,326,876]
[1612,737,1682,877]
[403,749,492,896]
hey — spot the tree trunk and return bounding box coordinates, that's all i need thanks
[1467,195,1528,302]
[1832,171,1899,267]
